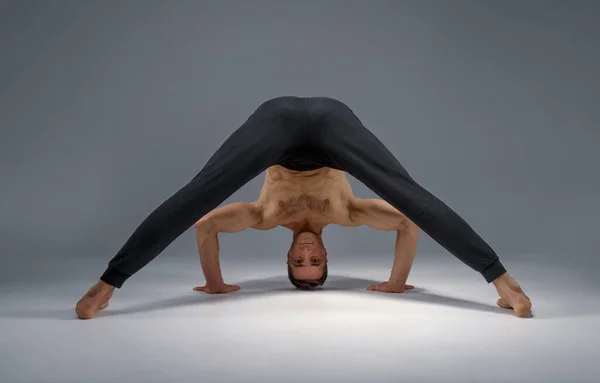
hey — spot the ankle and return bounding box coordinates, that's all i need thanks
[97,280,115,291]
[492,272,510,287]
[86,281,114,298]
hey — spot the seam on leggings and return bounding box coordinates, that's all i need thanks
[304,98,307,144]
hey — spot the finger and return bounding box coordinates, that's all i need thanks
[193,286,206,291]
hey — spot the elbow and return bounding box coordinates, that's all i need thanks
[194,218,215,238]
[408,221,420,234]
[398,219,420,237]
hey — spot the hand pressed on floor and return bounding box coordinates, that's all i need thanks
[193,282,240,294]
[367,282,414,293]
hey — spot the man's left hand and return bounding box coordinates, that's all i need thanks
[367,282,414,293]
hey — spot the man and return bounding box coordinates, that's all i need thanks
[76,96,532,319]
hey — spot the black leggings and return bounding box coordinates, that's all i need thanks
[101,96,506,288]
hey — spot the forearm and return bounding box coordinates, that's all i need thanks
[388,227,419,286]
[196,228,224,286]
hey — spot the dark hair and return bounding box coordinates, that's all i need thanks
[287,262,328,290]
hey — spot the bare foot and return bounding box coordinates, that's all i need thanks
[492,273,532,317]
[76,281,114,319]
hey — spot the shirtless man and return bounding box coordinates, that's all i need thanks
[76,96,532,319]
[194,165,421,294]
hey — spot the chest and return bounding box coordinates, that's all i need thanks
[278,192,331,214]
[254,167,355,228]
[258,190,351,228]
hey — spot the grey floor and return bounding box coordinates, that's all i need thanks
[1,253,599,383]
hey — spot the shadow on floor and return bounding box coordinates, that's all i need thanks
[0,275,523,320]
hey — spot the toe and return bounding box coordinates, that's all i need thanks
[496,298,512,309]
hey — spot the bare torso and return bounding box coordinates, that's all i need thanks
[251,165,359,232]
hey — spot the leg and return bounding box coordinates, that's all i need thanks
[76,97,304,318]
[101,99,303,288]
[310,101,531,315]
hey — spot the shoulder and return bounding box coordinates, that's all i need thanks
[345,198,418,232]
[249,200,281,230]
[203,201,263,222]
[346,197,367,222]
[248,201,265,218]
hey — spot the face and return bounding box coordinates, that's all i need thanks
[287,231,328,280]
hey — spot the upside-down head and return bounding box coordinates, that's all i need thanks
[287,231,328,290]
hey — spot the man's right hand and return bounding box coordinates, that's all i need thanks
[193,282,241,294]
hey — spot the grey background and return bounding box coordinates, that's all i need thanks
[1,2,600,383]
[1,0,598,278]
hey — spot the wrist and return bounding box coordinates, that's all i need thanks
[388,270,409,287]
[204,274,224,286]
[388,276,406,287]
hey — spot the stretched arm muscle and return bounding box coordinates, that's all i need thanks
[194,202,263,236]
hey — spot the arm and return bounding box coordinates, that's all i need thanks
[350,198,420,289]
[193,202,262,287]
